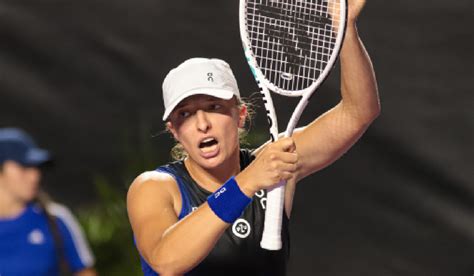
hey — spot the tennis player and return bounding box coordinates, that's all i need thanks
[0,128,97,276]
[127,0,379,275]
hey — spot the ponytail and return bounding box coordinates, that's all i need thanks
[34,191,71,276]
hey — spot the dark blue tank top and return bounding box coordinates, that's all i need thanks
[138,149,290,275]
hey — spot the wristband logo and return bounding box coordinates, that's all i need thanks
[214,187,227,199]
[232,218,251,238]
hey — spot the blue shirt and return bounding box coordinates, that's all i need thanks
[0,203,95,276]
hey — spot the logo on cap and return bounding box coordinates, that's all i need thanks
[207,72,214,82]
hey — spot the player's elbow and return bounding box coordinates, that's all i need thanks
[341,94,381,125]
[347,104,380,129]
[151,262,182,275]
[357,98,381,125]
[366,102,381,122]
[149,259,181,275]
[149,249,188,275]
[369,90,382,120]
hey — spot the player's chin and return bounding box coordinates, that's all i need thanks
[20,189,39,202]
[199,150,235,169]
[197,151,223,168]
[198,143,220,159]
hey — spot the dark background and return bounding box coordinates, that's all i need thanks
[1,0,472,275]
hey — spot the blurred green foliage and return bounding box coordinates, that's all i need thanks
[77,176,142,276]
[75,123,165,275]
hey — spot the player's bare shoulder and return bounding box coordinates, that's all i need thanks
[129,170,176,191]
[133,170,176,186]
[127,170,181,211]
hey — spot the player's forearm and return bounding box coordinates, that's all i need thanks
[340,23,380,123]
[149,204,228,275]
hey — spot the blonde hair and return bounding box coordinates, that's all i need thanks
[168,96,256,161]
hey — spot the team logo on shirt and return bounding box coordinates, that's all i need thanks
[232,218,251,238]
[28,229,45,245]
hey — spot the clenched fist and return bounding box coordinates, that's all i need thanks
[236,137,299,197]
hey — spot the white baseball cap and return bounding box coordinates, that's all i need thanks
[162,58,240,121]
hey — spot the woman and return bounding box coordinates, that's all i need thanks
[127,0,380,275]
[0,128,97,276]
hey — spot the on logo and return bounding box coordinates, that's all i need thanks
[214,187,226,199]
[207,72,214,82]
[255,190,266,209]
[232,218,251,238]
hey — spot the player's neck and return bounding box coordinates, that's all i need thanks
[184,149,241,192]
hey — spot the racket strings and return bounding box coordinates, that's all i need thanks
[245,0,342,91]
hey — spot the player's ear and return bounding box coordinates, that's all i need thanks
[166,121,179,141]
[238,104,247,128]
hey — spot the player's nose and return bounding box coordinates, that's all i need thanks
[195,110,211,132]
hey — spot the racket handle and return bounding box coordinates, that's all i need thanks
[260,181,286,250]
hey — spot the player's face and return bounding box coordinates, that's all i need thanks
[0,161,41,203]
[167,95,246,169]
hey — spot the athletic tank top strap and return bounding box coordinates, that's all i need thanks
[156,165,195,219]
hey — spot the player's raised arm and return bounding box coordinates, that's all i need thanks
[291,0,380,181]
[241,0,354,250]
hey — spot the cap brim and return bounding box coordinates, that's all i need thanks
[162,88,235,121]
[22,148,51,166]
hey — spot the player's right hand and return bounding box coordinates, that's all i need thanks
[236,137,298,197]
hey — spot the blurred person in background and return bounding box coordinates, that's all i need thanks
[0,128,97,276]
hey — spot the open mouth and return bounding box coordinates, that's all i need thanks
[199,137,218,153]
[199,137,218,148]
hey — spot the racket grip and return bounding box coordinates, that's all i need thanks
[260,181,286,250]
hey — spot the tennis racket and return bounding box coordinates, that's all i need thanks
[239,0,348,250]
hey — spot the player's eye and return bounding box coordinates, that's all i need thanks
[209,103,222,111]
[179,110,191,118]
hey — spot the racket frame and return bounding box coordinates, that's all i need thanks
[239,0,348,250]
